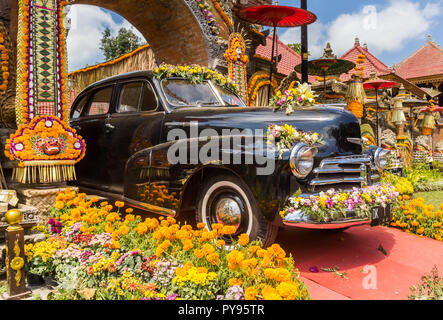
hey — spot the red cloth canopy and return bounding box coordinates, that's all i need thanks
[363,79,398,90]
[235,5,317,27]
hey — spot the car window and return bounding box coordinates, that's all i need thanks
[71,94,89,119]
[140,82,158,112]
[118,82,143,113]
[88,86,113,116]
[161,79,220,107]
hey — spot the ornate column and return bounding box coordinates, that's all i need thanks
[4,0,86,184]
[2,209,31,300]
[224,32,249,104]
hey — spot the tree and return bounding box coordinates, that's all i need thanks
[287,43,310,56]
[99,27,144,61]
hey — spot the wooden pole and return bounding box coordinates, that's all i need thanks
[2,209,31,300]
[301,0,308,84]
[268,26,277,103]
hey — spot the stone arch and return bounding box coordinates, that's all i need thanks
[72,0,219,67]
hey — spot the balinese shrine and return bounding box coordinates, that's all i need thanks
[0,0,442,236]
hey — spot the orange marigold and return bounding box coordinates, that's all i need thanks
[238,233,250,246]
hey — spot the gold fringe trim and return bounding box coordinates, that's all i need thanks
[346,81,366,104]
[12,161,76,184]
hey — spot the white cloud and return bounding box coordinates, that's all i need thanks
[66,5,145,72]
[279,20,327,58]
[279,0,442,58]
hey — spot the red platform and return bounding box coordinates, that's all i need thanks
[276,225,443,300]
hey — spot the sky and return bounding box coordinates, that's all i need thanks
[66,0,443,72]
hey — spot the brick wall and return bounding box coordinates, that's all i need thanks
[74,0,209,66]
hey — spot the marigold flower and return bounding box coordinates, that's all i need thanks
[261,285,282,300]
[125,214,135,222]
[277,281,299,300]
[125,208,134,214]
[238,233,250,246]
[115,201,125,208]
[245,287,258,300]
[182,239,194,251]
[55,201,64,210]
[215,239,226,248]
[229,278,242,287]
[222,225,237,235]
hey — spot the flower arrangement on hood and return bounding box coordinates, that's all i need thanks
[280,184,399,223]
[154,64,237,94]
[266,123,324,159]
[270,82,317,115]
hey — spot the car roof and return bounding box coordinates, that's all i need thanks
[82,70,156,92]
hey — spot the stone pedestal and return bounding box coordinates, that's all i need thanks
[13,185,78,225]
[2,210,32,300]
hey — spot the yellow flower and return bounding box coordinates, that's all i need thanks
[261,285,282,300]
[245,287,258,300]
[238,233,249,246]
[277,281,299,300]
[229,278,242,287]
[55,201,64,210]
[115,201,125,208]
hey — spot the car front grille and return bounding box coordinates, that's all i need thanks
[309,155,373,192]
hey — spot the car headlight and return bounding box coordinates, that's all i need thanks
[289,143,318,178]
[374,147,390,171]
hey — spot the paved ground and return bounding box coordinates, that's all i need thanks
[276,225,443,300]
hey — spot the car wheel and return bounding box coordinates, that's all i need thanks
[196,174,278,247]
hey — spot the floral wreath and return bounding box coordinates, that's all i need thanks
[270,82,317,115]
[266,123,324,159]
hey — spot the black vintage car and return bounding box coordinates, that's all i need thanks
[69,70,390,246]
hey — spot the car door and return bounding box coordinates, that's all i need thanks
[105,79,165,194]
[71,84,115,191]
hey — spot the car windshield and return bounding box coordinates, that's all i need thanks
[161,79,245,108]
[214,84,246,107]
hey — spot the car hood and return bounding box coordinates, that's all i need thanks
[164,105,363,157]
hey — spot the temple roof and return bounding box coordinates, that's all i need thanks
[339,37,391,82]
[395,37,443,81]
[255,35,317,82]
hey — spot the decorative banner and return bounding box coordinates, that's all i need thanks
[345,54,367,119]
[4,0,86,184]
[224,33,249,105]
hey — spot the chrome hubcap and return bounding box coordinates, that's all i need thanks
[215,198,242,228]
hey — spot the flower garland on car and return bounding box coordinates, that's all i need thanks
[270,82,317,115]
[280,184,399,223]
[154,64,237,94]
[23,188,311,300]
[266,123,324,159]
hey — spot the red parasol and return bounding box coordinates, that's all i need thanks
[363,79,398,91]
[420,105,443,112]
[235,4,317,103]
[363,79,398,146]
[235,5,317,28]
